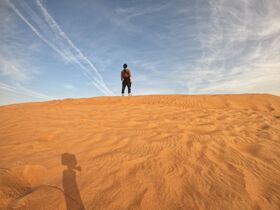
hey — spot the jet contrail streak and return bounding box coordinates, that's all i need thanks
[7,0,114,96]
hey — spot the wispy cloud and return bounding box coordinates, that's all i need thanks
[6,0,113,96]
[0,55,37,82]
[0,82,53,100]
[188,0,280,94]
[115,1,171,22]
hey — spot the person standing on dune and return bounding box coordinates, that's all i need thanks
[121,64,132,96]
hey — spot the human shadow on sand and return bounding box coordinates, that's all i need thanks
[61,153,85,210]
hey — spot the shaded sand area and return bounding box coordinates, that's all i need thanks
[1,94,280,210]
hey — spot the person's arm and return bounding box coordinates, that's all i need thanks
[121,71,123,81]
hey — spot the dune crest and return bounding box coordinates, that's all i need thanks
[1,94,280,210]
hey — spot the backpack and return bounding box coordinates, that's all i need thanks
[123,69,130,78]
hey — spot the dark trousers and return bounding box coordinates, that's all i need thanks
[122,79,131,94]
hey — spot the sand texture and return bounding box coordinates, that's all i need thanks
[0,94,280,210]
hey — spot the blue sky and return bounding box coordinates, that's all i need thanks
[0,0,280,105]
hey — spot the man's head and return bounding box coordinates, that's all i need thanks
[123,64,128,69]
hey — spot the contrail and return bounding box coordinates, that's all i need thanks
[5,0,70,62]
[7,0,114,96]
[0,82,54,100]
[36,0,103,81]
[35,0,113,95]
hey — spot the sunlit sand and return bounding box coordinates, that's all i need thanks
[1,94,280,209]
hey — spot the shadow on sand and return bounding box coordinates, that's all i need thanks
[61,153,85,210]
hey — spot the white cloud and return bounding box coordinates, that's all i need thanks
[186,0,280,95]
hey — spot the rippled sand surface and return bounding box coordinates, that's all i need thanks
[1,94,280,210]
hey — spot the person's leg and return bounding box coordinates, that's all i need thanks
[128,80,131,94]
[121,81,126,95]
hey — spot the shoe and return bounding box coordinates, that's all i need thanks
[122,94,124,96]
[129,93,132,96]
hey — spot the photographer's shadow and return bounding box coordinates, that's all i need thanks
[61,153,85,210]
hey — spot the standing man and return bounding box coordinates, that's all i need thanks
[121,64,132,96]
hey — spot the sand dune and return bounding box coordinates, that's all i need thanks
[0,94,280,210]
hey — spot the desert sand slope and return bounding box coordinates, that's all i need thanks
[0,94,280,210]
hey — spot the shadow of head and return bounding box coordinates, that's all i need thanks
[61,153,81,171]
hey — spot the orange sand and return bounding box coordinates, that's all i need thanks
[0,94,280,210]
